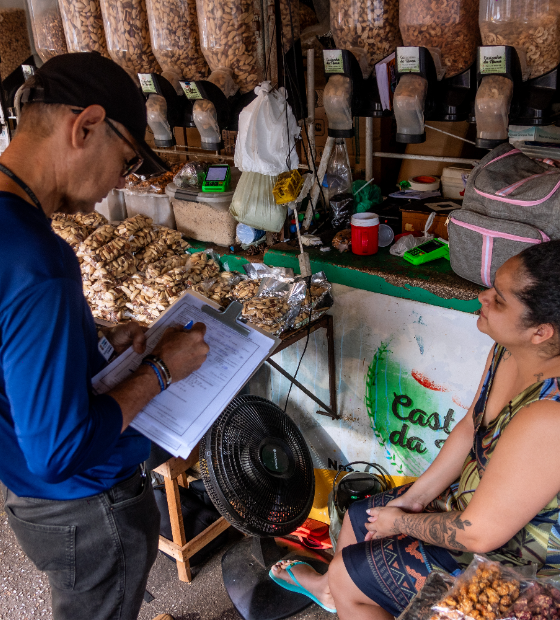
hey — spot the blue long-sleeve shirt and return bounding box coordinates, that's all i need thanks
[0,192,150,499]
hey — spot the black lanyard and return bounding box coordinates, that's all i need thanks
[0,163,43,213]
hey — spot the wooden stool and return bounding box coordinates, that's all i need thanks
[153,444,231,583]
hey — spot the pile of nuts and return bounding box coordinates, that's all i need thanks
[242,298,290,325]
[331,0,401,77]
[99,0,161,77]
[399,0,480,78]
[480,11,560,79]
[146,0,208,80]
[192,272,239,307]
[231,279,261,301]
[195,0,260,94]
[31,5,68,62]
[0,9,32,80]
[431,563,520,620]
[58,0,109,56]
[510,582,560,620]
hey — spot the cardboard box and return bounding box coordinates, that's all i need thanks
[401,208,450,240]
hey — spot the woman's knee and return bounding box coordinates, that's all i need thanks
[328,552,376,606]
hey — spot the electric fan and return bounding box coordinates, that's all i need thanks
[201,395,326,620]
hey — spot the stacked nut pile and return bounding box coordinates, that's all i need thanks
[195,0,260,94]
[146,0,209,80]
[30,3,68,62]
[399,0,480,78]
[480,9,560,79]
[0,9,32,80]
[99,0,161,77]
[192,271,242,307]
[58,0,109,57]
[431,563,520,620]
[331,0,401,77]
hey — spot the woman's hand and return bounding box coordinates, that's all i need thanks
[386,493,426,513]
[104,322,147,355]
[364,506,406,541]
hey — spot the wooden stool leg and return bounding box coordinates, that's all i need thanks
[163,476,192,583]
[326,314,338,418]
[177,472,189,488]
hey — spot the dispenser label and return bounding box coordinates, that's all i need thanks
[397,47,420,73]
[22,65,35,80]
[180,81,204,100]
[138,73,158,94]
[323,50,344,74]
[480,46,507,74]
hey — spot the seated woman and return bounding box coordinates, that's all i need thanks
[270,241,560,620]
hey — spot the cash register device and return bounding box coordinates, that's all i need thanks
[201,164,231,193]
[403,237,450,265]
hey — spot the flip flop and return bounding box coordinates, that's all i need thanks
[268,560,337,614]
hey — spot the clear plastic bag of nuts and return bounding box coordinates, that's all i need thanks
[399,0,480,78]
[58,0,109,56]
[99,0,161,79]
[331,0,402,78]
[479,0,560,80]
[195,0,260,94]
[146,0,208,80]
[26,0,68,62]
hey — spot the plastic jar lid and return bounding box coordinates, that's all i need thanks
[351,213,379,227]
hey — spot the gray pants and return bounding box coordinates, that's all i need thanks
[4,468,160,620]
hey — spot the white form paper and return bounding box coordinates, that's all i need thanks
[92,291,279,458]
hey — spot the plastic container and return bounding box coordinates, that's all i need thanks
[475,75,514,145]
[58,0,109,56]
[125,190,175,228]
[26,0,67,62]
[479,0,560,80]
[146,0,208,81]
[325,138,353,199]
[0,9,31,81]
[441,167,471,199]
[378,223,395,247]
[351,213,379,255]
[331,0,402,78]
[195,0,260,94]
[95,189,128,222]
[399,0,480,77]
[99,0,161,79]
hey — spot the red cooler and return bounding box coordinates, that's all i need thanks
[351,213,379,255]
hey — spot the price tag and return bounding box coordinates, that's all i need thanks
[480,46,507,75]
[138,73,158,94]
[98,336,114,362]
[397,47,420,73]
[180,81,204,100]
[323,50,344,74]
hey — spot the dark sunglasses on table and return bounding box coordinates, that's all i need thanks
[71,109,144,177]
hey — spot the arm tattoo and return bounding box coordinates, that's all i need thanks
[394,512,472,551]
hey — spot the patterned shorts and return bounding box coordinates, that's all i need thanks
[342,485,463,617]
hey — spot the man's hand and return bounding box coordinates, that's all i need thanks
[105,322,147,355]
[364,506,405,541]
[151,323,209,383]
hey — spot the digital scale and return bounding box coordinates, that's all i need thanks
[201,164,231,193]
[403,237,450,265]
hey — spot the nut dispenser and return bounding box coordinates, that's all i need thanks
[476,0,560,147]
[99,0,161,80]
[393,0,479,143]
[26,0,68,62]
[58,0,109,56]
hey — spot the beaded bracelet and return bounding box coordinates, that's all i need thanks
[144,354,172,388]
[141,359,166,393]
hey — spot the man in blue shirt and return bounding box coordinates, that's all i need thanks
[0,54,209,620]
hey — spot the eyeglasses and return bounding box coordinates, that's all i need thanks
[71,109,144,177]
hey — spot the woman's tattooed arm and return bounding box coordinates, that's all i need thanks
[394,512,472,551]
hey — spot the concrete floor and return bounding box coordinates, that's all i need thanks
[0,493,337,620]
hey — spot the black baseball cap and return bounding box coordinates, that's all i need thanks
[20,52,169,178]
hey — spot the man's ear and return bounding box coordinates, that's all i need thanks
[70,105,106,149]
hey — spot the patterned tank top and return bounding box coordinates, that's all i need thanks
[440,344,560,574]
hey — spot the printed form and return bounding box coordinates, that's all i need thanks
[93,292,278,458]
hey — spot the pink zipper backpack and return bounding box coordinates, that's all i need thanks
[448,143,555,287]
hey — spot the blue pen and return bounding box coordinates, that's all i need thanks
[184,320,194,330]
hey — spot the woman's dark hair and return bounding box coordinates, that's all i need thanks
[516,240,560,345]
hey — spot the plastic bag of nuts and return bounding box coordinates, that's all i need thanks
[146,0,208,80]
[74,212,108,228]
[195,0,260,94]
[0,9,32,81]
[192,271,245,307]
[430,556,530,620]
[397,571,456,620]
[58,0,109,56]
[27,0,68,62]
[331,0,401,78]
[231,278,261,301]
[99,0,161,79]
[76,225,116,257]
[479,0,560,80]
[506,579,560,620]
[399,0,480,78]
[116,214,153,237]
[144,254,190,279]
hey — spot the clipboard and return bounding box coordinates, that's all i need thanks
[92,291,280,458]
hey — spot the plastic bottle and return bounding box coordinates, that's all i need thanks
[324,138,353,202]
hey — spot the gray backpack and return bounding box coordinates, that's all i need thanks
[448,143,557,287]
